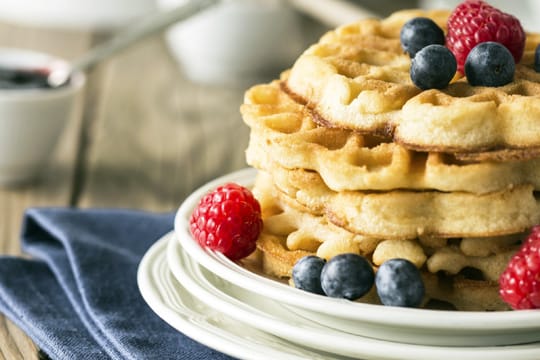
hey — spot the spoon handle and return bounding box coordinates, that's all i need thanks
[74,0,219,72]
[49,0,219,87]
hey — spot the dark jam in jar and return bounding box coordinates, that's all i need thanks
[0,67,53,89]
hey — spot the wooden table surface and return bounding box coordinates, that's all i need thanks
[0,12,328,359]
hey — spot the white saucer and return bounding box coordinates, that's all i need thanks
[137,233,339,360]
[173,168,540,347]
[164,232,540,360]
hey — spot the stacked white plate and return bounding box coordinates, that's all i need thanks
[138,168,540,360]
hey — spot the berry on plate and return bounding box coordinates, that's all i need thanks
[446,0,525,73]
[320,253,374,300]
[410,44,457,89]
[375,258,425,308]
[400,17,445,58]
[189,183,262,260]
[292,255,326,295]
[499,226,540,310]
[464,41,515,86]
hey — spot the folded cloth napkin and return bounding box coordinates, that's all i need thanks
[0,208,233,360]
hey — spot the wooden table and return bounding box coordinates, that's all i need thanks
[0,12,328,359]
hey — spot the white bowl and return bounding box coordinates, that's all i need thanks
[0,0,156,30]
[0,48,85,186]
[157,0,304,86]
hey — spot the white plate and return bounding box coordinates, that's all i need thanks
[166,232,540,360]
[137,233,340,360]
[174,168,540,347]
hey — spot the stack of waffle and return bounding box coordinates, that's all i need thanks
[240,9,540,311]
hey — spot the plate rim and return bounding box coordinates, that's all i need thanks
[174,168,540,331]
[137,232,328,360]
[167,231,540,359]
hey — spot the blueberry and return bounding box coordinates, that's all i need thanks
[535,44,540,72]
[320,253,374,300]
[400,17,445,57]
[410,44,457,90]
[464,42,515,87]
[292,255,326,295]
[375,258,425,308]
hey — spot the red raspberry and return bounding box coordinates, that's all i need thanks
[189,183,262,260]
[446,0,525,73]
[499,226,540,310]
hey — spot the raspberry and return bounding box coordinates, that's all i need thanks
[446,0,525,73]
[189,183,262,260]
[499,226,540,309]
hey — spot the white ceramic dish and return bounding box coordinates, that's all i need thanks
[137,233,343,360]
[0,48,85,186]
[165,232,540,360]
[173,168,540,347]
[156,0,303,86]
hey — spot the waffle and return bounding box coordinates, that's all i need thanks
[285,9,540,161]
[265,164,540,239]
[243,80,540,194]
[238,6,540,311]
[252,171,513,311]
[253,170,381,259]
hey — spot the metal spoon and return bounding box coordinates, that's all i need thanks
[0,0,219,89]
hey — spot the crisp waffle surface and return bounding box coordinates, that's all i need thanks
[252,171,514,311]
[265,164,540,239]
[240,7,540,312]
[242,80,540,194]
[285,9,540,160]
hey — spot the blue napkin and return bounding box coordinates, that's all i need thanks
[0,208,233,360]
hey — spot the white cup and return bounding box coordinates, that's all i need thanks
[0,48,85,186]
[157,0,304,86]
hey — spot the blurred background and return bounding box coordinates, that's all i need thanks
[0,0,537,202]
[0,2,538,357]
[0,0,537,205]
[0,0,537,201]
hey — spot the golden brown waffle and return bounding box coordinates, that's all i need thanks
[253,170,382,260]
[285,9,540,161]
[264,164,540,239]
[243,80,540,194]
[252,171,513,311]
